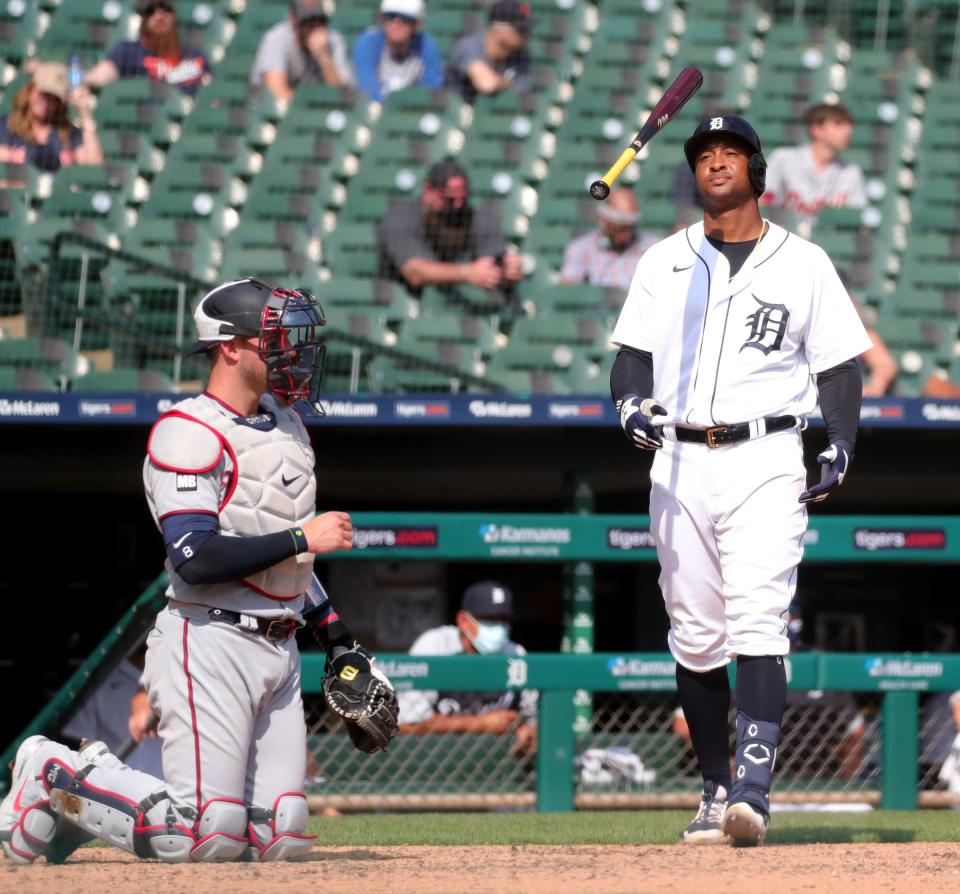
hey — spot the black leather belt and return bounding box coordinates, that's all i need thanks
[208,607,298,641]
[675,415,797,448]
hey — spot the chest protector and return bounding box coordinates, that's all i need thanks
[148,393,316,601]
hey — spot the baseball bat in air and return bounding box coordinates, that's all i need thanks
[589,66,704,201]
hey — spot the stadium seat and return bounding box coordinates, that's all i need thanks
[74,367,176,392]
[508,315,613,357]
[0,366,57,391]
[321,224,382,278]
[316,275,416,323]
[0,335,88,379]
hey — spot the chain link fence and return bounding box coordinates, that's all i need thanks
[302,689,958,812]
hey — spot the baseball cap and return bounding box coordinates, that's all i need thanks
[185,278,274,355]
[290,0,329,23]
[33,62,68,102]
[426,159,469,189]
[683,114,764,171]
[488,0,531,34]
[461,581,513,620]
[381,0,424,18]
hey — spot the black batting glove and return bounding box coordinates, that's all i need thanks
[617,393,667,450]
[799,439,852,503]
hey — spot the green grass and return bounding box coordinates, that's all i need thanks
[306,810,960,846]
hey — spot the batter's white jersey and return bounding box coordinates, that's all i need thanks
[611,220,873,427]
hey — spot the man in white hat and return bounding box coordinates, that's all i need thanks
[560,188,658,291]
[353,0,443,102]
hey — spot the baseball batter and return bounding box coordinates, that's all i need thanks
[610,115,871,846]
[1,280,398,865]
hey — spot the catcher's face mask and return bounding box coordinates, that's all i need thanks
[258,287,326,417]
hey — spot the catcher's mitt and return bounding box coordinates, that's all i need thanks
[323,646,399,754]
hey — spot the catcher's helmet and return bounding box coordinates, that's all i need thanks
[186,278,327,416]
[684,114,767,197]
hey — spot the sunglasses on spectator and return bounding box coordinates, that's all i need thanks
[143,1,174,16]
[383,12,418,24]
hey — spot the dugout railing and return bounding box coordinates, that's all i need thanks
[4,512,958,812]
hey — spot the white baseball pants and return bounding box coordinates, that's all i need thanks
[649,429,808,671]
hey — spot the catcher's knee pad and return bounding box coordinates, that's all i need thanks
[190,799,248,863]
[1,800,57,864]
[43,757,194,863]
[248,793,315,862]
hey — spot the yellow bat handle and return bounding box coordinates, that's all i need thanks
[590,146,639,200]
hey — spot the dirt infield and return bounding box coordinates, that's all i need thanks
[4,843,960,894]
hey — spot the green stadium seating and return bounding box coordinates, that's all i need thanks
[0,1,45,69]
[508,315,613,357]
[316,275,415,323]
[0,366,58,390]
[36,0,129,61]
[321,224,381,278]
[0,335,88,379]
[398,313,501,355]
[74,367,176,392]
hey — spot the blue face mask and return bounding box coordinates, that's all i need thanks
[470,621,510,655]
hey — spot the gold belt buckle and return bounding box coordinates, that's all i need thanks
[704,426,727,448]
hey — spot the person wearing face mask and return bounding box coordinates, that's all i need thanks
[560,188,658,291]
[397,582,537,753]
[375,159,524,297]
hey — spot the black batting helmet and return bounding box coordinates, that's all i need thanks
[684,114,767,197]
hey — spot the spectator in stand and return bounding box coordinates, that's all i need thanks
[250,0,353,100]
[376,159,523,296]
[671,159,702,231]
[446,0,531,103]
[560,188,658,291]
[0,63,102,172]
[397,581,537,757]
[761,103,867,228]
[837,270,899,397]
[353,0,443,103]
[84,0,210,96]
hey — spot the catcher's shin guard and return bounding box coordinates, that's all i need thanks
[43,756,195,863]
[248,793,315,861]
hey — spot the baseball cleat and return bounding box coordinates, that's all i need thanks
[722,800,769,847]
[682,781,729,845]
[0,735,54,864]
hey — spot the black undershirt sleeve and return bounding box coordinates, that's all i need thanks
[816,358,863,451]
[164,522,309,586]
[610,346,655,404]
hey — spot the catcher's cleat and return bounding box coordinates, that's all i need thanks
[0,736,55,865]
[682,781,729,845]
[723,800,769,847]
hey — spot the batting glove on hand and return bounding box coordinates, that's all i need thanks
[617,393,667,450]
[799,439,852,503]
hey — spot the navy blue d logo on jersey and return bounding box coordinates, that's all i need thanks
[741,295,789,355]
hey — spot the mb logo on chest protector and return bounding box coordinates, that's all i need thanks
[741,294,790,355]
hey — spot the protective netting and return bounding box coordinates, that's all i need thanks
[302,690,960,811]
